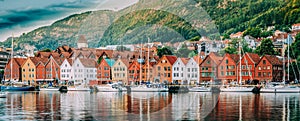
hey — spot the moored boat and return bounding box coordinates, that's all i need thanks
[67,85,91,91]
[97,84,127,92]
[39,86,60,91]
[0,92,6,98]
[3,86,35,91]
[130,85,168,92]
[260,85,300,93]
[220,86,254,92]
[189,86,211,92]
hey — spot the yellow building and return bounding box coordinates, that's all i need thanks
[21,57,40,85]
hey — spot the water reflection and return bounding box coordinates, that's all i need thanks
[0,92,299,120]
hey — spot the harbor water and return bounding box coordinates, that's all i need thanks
[0,91,299,120]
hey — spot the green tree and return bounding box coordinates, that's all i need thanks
[175,44,193,58]
[188,50,198,58]
[116,46,130,51]
[288,33,300,61]
[243,27,261,38]
[157,46,174,58]
[255,38,278,56]
[188,36,200,41]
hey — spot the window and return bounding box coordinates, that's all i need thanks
[23,69,25,72]
[168,67,171,71]
[263,60,266,64]
[207,60,210,64]
[32,69,34,71]
[267,66,270,70]
[188,68,190,72]
[225,59,228,64]
[29,69,31,72]
[221,66,223,70]
[158,66,161,71]
[258,66,261,70]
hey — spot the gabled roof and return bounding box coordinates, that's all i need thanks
[14,58,26,66]
[79,58,97,68]
[37,58,49,66]
[29,57,42,65]
[180,58,189,65]
[264,55,283,65]
[120,58,130,67]
[164,55,177,65]
[246,53,260,64]
[193,55,203,64]
[67,59,73,66]
[128,61,140,70]
[104,59,115,67]
[229,54,240,63]
[60,52,70,58]
[209,52,223,65]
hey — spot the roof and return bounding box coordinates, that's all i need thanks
[78,35,87,43]
[120,58,130,67]
[104,59,115,67]
[164,55,177,65]
[67,59,73,66]
[264,55,282,65]
[193,55,203,64]
[229,54,240,63]
[79,58,97,68]
[128,61,140,70]
[180,58,189,65]
[60,52,70,58]
[14,58,26,66]
[209,52,223,65]
[246,53,260,64]
[29,57,42,65]
[292,23,300,26]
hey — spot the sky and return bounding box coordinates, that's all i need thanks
[0,0,138,41]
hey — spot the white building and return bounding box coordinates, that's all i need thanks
[185,58,199,84]
[72,58,97,85]
[172,58,188,84]
[60,59,73,82]
[77,35,88,48]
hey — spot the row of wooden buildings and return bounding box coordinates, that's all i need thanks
[3,45,286,85]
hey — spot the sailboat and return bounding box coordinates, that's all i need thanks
[3,34,35,91]
[220,41,254,92]
[260,34,300,93]
[129,39,168,92]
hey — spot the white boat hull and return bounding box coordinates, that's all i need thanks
[260,87,300,93]
[0,93,6,98]
[40,88,60,91]
[221,87,254,92]
[68,86,91,91]
[130,87,168,92]
[97,86,127,92]
[189,87,211,92]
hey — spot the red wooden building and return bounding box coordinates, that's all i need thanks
[237,53,261,83]
[255,55,283,82]
[217,53,240,84]
[199,52,222,83]
[4,58,26,82]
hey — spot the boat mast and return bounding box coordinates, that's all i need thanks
[283,37,285,83]
[239,41,242,85]
[10,33,14,82]
[287,34,290,82]
[147,37,150,83]
[140,42,142,84]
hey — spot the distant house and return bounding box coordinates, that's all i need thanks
[142,61,156,83]
[255,55,283,82]
[230,32,244,39]
[186,58,200,84]
[172,58,188,84]
[237,53,260,83]
[97,59,115,84]
[60,59,73,83]
[199,52,222,83]
[72,58,97,85]
[111,59,130,84]
[154,55,177,84]
[128,61,142,84]
[77,35,88,48]
[217,53,240,84]
[35,58,49,83]
[21,57,41,85]
[292,23,300,32]
[4,58,26,82]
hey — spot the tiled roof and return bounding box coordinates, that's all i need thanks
[193,55,203,64]
[67,59,73,66]
[30,57,42,65]
[38,58,49,65]
[264,55,283,65]
[14,58,26,66]
[164,55,177,65]
[246,53,260,64]
[79,58,97,68]
[120,58,130,67]
[37,52,51,58]
[60,52,70,58]
[53,57,64,66]
[129,61,140,70]
[229,54,240,63]
[292,23,300,26]
[209,52,222,65]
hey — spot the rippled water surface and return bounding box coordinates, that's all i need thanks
[0,91,299,120]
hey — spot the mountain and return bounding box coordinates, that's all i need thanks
[1,0,299,51]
